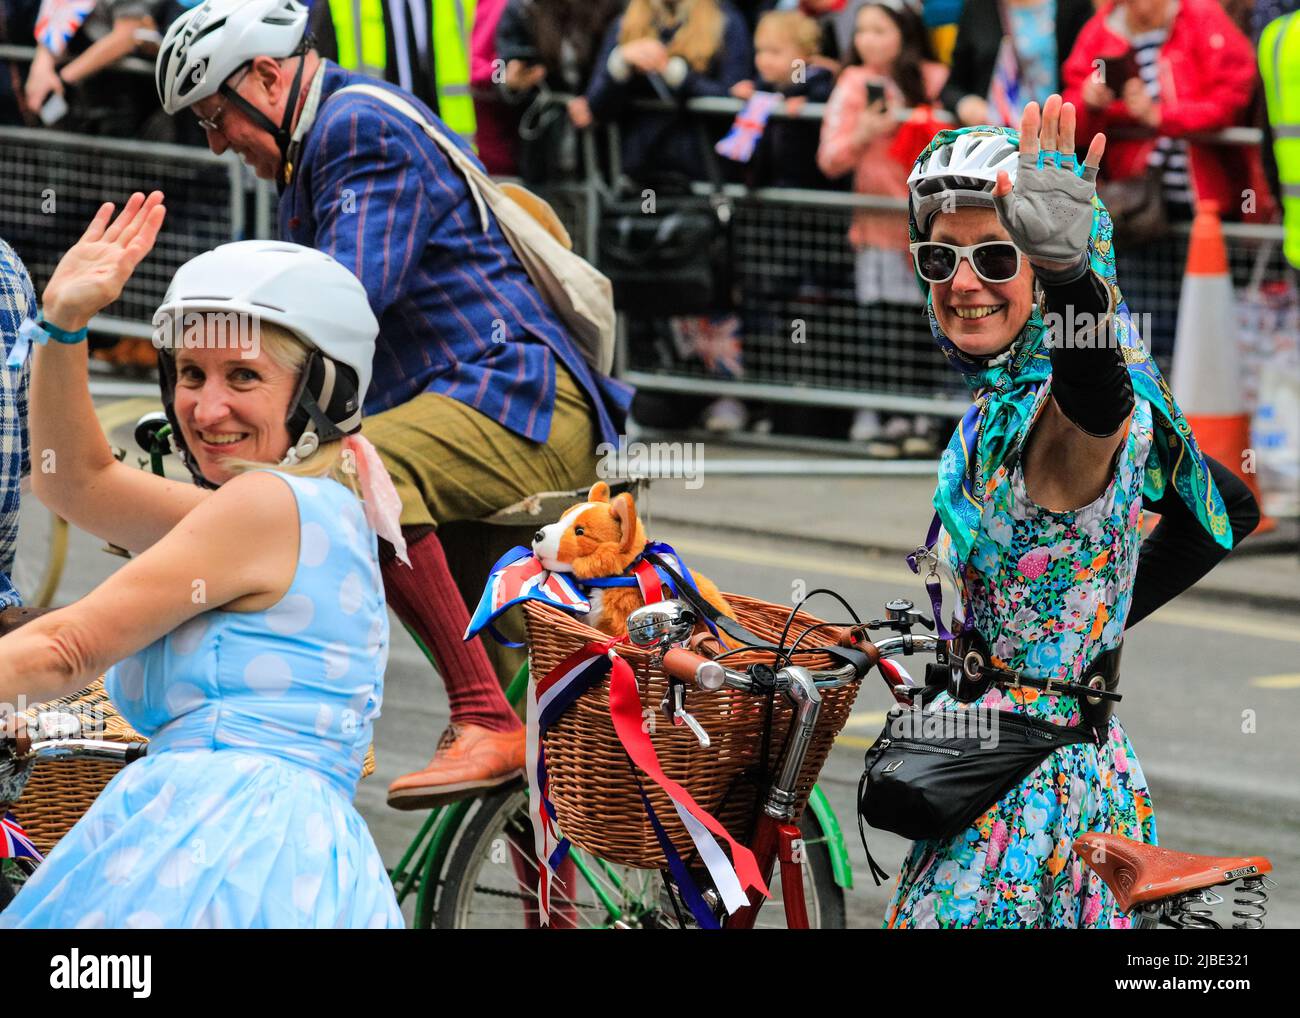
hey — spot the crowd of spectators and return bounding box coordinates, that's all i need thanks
[0,0,1295,450]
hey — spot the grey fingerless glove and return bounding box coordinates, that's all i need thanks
[993,151,1099,268]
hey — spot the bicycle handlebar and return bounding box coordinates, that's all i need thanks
[662,634,942,695]
[22,739,146,765]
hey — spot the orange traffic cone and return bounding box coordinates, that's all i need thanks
[1170,202,1273,534]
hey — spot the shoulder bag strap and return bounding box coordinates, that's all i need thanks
[332,83,492,232]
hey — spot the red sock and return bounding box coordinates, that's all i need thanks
[380,528,521,734]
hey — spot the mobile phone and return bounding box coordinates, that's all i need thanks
[1098,51,1139,90]
[865,81,887,108]
[39,92,68,126]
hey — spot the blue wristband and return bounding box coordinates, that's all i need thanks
[7,313,89,368]
[35,312,89,345]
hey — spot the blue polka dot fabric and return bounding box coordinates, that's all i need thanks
[1,471,403,928]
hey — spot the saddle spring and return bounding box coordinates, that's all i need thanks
[1162,875,1274,929]
[1167,889,1224,929]
[1230,876,1272,930]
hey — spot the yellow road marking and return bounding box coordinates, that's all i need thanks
[670,535,1300,645]
[1143,606,1300,644]
[1250,674,1300,689]
[671,535,913,585]
[844,710,888,729]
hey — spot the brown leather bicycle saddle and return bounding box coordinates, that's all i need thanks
[1073,832,1272,914]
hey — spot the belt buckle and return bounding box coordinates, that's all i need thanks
[1085,673,1107,706]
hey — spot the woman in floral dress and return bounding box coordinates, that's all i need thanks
[883,97,1259,928]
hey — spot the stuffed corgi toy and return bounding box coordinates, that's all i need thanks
[530,481,735,639]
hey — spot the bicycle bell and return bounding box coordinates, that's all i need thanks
[626,600,697,653]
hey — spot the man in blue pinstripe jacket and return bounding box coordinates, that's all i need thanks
[159,0,633,809]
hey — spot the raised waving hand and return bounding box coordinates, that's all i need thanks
[991,95,1106,275]
[43,191,167,331]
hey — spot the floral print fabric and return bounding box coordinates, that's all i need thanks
[884,389,1158,928]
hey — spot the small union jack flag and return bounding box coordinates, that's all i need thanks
[0,812,43,863]
[34,0,96,59]
[464,546,590,646]
[986,35,1024,129]
[714,91,781,164]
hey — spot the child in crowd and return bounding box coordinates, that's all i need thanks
[732,9,837,189]
[817,0,948,456]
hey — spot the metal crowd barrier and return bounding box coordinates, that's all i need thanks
[0,48,1285,421]
[0,125,251,340]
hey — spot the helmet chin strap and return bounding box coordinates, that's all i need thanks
[219,42,311,185]
[280,428,320,467]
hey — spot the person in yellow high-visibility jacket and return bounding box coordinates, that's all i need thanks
[1260,11,1300,269]
[325,0,476,142]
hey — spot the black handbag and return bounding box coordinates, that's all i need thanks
[1098,165,1169,246]
[597,122,735,316]
[516,87,580,185]
[855,706,1096,882]
[598,195,734,315]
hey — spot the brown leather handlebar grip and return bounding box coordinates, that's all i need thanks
[662,647,711,682]
[686,631,726,658]
[835,625,882,668]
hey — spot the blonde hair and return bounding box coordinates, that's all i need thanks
[212,322,363,498]
[620,0,725,73]
[756,10,821,57]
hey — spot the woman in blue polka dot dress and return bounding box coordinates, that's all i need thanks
[0,193,407,928]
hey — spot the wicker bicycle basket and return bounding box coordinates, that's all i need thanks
[523,594,863,870]
[11,679,146,856]
[10,679,377,856]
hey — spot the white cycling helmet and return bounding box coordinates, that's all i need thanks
[907,130,1020,235]
[156,0,309,115]
[156,0,312,180]
[153,241,379,487]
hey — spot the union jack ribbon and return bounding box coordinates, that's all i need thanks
[466,542,717,646]
[0,811,43,863]
[464,546,590,647]
[34,0,95,59]
[714,91,782,164]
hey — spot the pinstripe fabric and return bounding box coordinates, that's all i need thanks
[0,239,32,610]
[279,62,631,446]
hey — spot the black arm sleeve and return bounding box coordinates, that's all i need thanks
[1126,456,1261,628]
[1039,266,1135,437]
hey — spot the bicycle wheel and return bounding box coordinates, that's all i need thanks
[435,784,845,929]
[10,501,69,608]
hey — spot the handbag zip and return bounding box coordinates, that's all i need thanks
[889,741,962,757]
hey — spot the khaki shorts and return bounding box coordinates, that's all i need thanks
[362,363,600,529]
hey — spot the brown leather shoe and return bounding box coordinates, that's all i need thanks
[386,722,525,811]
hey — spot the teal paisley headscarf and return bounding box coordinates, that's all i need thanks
[910,125,1232,566]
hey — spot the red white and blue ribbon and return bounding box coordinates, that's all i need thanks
[34,0,95,58]
[715,91,782,164]
[0,811,43,863]
[526,642,611,919]
[526,639,769,927]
